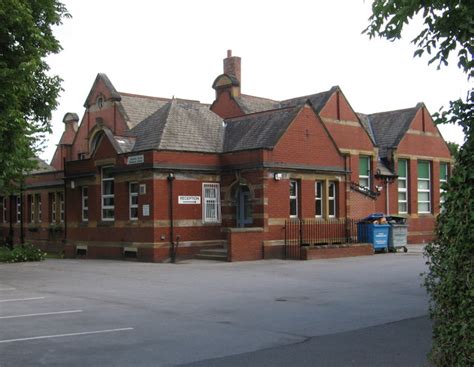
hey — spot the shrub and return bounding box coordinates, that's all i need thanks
[424,133,474,366]
[0,244,46,263]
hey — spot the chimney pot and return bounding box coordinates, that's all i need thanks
[227,49,232,57]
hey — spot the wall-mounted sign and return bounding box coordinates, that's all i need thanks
[142,204,150,216]
[178,196,201,204]
[127,155,144,165]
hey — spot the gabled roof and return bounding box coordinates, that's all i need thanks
[367,104,420,158]
[356,113,377,144]
[30,157,56,174]
[223,106,300,152]
[129,99,224,153]
[233,87,336,115]
[83,73,121,107]
[280,87,336,112]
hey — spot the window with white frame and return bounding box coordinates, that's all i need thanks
[202,183,221,223]
[439,162,448,211]
[81,187,89,221]
[315,181,323,217]
[129,182,139,220]
[289,180,298,218]
[59,192,64,223]
[398,159,408,214]
[29,195,34,223]
[359,156,371,189]
[417,161,431,213]
[16,196,21,223]
[101,167,115,220]
[36,194,42,223]
[50,193,57,223]
[328,181,337,218]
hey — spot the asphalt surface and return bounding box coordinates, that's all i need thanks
[0,245,431,366]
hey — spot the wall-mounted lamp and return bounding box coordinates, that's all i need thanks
[375,185,383,192]
[167,172,175,181]
[274,173,283,181]
[70,180,75,189]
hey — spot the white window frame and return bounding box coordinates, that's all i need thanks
[439,162,448,211]
[82,187,89,222]
[289,180,298,218]
[359,156,371,190]
[417,161,431,214]
[202,183,221,223]
[101,166,115,221]
[59,192,65,223]
[398,159,408,214]
[29,195,35,223]
[16,196,21,223]
[315,181,323,218]
[328,181,337,218]
[129,182,139,220]
[51,193,57,223]
[35,194,42,223]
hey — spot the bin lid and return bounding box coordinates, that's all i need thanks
[360,213,385,222]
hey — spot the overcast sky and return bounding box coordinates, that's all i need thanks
[42,0,471,161]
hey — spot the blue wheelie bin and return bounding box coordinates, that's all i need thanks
[357,213,390,252]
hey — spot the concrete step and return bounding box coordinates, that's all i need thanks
[195,248,228,261]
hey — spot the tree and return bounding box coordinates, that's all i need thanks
[446,141,459,159]
[365,1,473,366]
[0,0,69,193]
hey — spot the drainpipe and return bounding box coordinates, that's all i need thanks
[63,158,68,245]
[167,172,176,263]
[385,179,390,215]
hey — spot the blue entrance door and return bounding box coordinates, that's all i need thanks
[236,186,252,228]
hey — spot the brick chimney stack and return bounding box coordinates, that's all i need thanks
[63,112,79,133]
[224,50,241,87]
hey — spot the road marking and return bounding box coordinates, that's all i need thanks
[0,310,83,320]
[0,288,16,291]
[0,328,134,344]
[0,297,45,303]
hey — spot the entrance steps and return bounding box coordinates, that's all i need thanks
[194,248,228,261]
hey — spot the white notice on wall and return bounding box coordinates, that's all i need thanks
[178,196,201,204]
[142,204,150,216]
[127,155,144,165]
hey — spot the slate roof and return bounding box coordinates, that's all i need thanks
[119,93,171,129]
[223,107,300,152]
[367,105,419,158]
[235,95,281,114]
[129,99,224,153]
[234,87,336,114]
[357,113,376,144]
[30,157,55,174]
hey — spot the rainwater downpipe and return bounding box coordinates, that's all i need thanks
[167,172,176,263]
[385,178,390,215]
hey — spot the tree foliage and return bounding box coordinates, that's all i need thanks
[0,0,69,193]
[366,1,473,366]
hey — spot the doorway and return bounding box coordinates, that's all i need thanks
[235,185,252,228]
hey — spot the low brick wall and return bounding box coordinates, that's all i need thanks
[301,243,373,260]
[227,227,264,262]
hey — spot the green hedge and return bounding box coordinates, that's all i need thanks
[0,244,46,263]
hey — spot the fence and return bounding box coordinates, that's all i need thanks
[284,218,363,259]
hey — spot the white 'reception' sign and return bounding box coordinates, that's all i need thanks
[127,155,144,165]
[178,196,201,204]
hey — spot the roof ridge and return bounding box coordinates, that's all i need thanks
[225,105,299,121]
[367,105,419,117]
[239,94,279,103]
[119,92,171,101]
[280,88,333,103]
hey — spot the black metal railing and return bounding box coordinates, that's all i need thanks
[284,218,364,260]
[350,182,380,199]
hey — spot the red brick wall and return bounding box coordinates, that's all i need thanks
[227,229,264,261]
[210,90,244,119]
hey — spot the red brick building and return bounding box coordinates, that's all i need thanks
[0,51,452,261]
